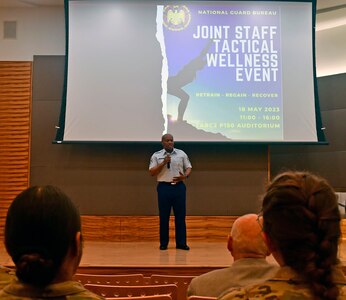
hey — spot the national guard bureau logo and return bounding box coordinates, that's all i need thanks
[163,5,191,31]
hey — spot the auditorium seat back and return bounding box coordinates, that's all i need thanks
[74,273,145,286]
[85,283,178,300]
[149,274,195,300]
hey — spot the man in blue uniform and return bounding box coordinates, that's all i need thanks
[149,133,192,250]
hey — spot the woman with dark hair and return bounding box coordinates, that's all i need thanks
[0,185,104,299]
[219,171,346,300]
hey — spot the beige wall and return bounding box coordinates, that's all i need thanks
[1,5,346,76]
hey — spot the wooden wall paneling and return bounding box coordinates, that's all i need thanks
[80,216,346,243]
[0,61,32,239]
[80,216,237,242]
[341,220,346,240]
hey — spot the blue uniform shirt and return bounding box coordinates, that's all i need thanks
[149,148,192,182]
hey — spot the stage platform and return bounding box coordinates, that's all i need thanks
[1,241,346,276]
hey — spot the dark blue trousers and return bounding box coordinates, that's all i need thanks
[157,181,187,247]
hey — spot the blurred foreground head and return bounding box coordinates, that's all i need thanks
[262,171,341,300]
[5,185,82,287]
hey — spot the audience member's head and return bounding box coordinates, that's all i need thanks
[5,185,82,287]
[262,171,341,300]
[228,213,269,260]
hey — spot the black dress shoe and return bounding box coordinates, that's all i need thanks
[176,245,190,250]
[160,245,167,250]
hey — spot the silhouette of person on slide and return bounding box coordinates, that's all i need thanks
[167,40,212,122]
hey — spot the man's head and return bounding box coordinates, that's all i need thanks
[5,185,82,287]
[161,133,174,153]
[227,213,269,260]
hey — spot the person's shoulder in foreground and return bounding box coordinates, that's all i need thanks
[0,280,104,299]
[0,266,15,290]
[218,266,346,300]
[0,268,104,299]
[188,259,278,298]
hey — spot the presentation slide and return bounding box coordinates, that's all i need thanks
[58,0,321,143]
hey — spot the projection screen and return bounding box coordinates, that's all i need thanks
[56,0,325,143]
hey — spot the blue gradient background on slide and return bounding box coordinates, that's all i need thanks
[161,4,282,140]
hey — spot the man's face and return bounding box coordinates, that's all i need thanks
[162,134,174,152]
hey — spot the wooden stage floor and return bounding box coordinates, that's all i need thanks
[1,240,346,276]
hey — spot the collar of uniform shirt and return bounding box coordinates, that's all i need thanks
[164,148,175,155]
